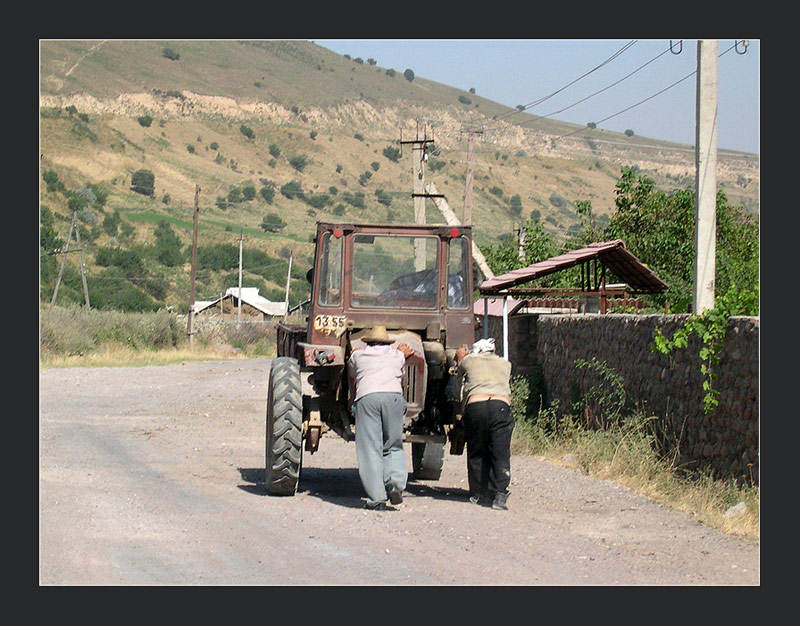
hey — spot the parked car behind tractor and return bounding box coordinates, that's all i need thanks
[266,221,476,495]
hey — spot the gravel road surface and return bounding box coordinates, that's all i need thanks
[39,359,759,586]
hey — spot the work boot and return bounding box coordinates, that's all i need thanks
[492,491,509,510]
[387,485,403,505]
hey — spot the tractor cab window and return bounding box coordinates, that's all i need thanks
[351,234,438,309]
[447,236,470,309]
[317,230,342,306]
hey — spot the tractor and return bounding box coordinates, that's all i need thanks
[266,221,476,495]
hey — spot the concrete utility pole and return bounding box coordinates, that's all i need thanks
[187,185,200,345]
[462,125,482,224]
[400,123,437,271]
[693,39,718,314]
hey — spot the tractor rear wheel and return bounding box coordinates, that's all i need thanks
[265,357,303,496]
[412,440,445,480]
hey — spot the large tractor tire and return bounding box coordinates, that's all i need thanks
[412,440,445,480]
[265,357,303,496]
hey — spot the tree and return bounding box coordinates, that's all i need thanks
[131,169,155,196]
[289,155,308,172]
[261,213,287,233]
[604,166,759,313]
[240,124,255,140]
[403,69,415,82]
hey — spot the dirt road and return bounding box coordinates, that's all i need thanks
[39,359,759,586]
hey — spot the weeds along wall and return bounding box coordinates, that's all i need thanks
[481,314,759,484]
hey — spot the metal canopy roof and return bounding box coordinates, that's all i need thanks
[479,240,668,295]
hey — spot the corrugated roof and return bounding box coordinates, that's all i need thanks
[472,297,527,317]
[479,240,668,294]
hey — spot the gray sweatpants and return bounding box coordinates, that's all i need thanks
[353,392,408,505]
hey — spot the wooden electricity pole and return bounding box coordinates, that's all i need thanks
[187,185,200,345]
[237,232,244,324]
[50,210,90,309]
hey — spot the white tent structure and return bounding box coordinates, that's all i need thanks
[194,287,286,320]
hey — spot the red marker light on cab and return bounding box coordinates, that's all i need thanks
[333,228,343,238]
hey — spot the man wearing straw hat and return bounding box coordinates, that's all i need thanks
[347,325,415,510]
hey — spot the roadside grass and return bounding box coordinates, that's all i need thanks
[39,306,758,543]
[511,403,759,544]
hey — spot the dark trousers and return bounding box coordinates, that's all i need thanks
[463,399,514,499]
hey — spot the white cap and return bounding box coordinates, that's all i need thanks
[472,338,496,354]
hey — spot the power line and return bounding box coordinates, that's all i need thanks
[554,41,742,141]
[492,40,638,123]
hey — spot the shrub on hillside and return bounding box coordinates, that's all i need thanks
[131,169,155,196]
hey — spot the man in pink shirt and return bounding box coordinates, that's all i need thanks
[347,325,414,510]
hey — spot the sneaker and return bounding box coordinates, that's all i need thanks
[387,486,403,505]
[469,494,482,505]
[365,500,387,510]
[492,492,509,510]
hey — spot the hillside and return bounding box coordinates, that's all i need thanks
[39,39,759,312]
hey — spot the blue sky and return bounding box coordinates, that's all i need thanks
[313,39,759,155]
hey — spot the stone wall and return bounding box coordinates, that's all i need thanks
[481,313,759,484]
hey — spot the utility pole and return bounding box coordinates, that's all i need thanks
[693,40,718,314]
[237,232,243,324]
[187,185,200,345]
[50,210,90,309]
[401,122,439,270]
[283,255,293,321]
[461,124,482,224]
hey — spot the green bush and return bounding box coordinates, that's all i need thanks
[261,213,287,233]
[131,169,155,196]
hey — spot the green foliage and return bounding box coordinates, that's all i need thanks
[482,221,561,279]
[153,220,183,267]
[131,169,155,196]
[605,166,759,313]
[261,212,287,233]
[509,194,523,217]
[382,145,401,162]
[653,285,758,414]
[161,47,180,61]
[260,186,275,204]
[102,210,122,237]
[306,193,330,209]
[269,143,281,158]
[280,180,304,201]
[43,170,66,193]
[137,115,153,127]
[571,357,627,429]
[341,191,365,209]
[549,192,566,208]
[458,95,472,105]
[40,307,182,355]
[289,155,308,172]
[240,124,255,139]
[375,189,392,206]
[40,205,63,252]
[403,69,415,82]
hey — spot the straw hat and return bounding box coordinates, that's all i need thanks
[362,325,394,344]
